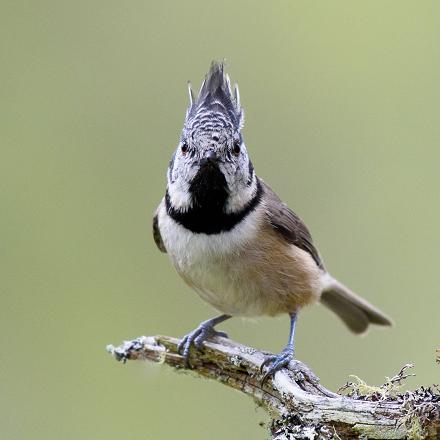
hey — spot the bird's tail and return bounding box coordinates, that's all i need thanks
[320,274,393,334]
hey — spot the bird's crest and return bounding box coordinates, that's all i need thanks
[185,61,244,132]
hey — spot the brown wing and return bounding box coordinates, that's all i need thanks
[153,212,167,253]
[261,180,324,269]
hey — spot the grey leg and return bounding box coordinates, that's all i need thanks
[260,312,297,383]
[177,314,231,367]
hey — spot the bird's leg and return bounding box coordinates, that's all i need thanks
[177,314,231,367]
[260,312,297,383]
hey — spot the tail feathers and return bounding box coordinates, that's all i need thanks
[320,277,393,334]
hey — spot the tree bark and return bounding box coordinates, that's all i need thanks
[107,335,439,439]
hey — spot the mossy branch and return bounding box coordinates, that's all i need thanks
[107,335,439,439]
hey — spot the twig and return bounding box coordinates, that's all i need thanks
[107,335,440,439]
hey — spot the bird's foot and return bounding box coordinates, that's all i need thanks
[260,346,294,384]
[177,321,228,368]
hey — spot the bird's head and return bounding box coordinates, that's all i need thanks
[167,62,257,214]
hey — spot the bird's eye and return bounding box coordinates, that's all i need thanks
[181,142,188,154]
[232,142,241,156]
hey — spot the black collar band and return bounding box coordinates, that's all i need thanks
[165,178,262,234]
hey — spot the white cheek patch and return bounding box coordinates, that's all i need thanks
[167,155,197,211]
[225,174,257,213]
[167,179,192,211]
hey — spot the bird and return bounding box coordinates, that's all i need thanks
[153,61,392,381]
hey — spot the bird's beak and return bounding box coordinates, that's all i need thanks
[200,150,219,166]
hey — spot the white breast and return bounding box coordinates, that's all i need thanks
[157,203,267,315]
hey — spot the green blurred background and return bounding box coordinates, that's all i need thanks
[2,1,439,438]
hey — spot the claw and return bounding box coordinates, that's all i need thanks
[260,347,294,384]
[178,323,229,368]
